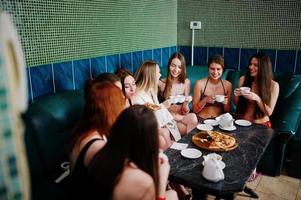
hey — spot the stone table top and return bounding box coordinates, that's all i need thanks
[164,124,275,196]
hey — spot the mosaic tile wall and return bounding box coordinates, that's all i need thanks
[1,0,177,67]
[177,0,301,50]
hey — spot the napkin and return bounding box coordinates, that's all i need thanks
[170,142,188,150]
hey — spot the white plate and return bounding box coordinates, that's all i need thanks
[197,124,213,131]
[235,119,252,126]
[181,148,202,159]
[203,119,219,126]
[219,125,236,131]
[215,116,220,121]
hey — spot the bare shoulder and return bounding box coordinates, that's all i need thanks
[223,79,232,87]
[113,166,155,199]
[271,80,279,90]
[122,167,154,188]
[195,78,207,87]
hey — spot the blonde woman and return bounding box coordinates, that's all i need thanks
[159,52,198,135]
[132,61,175,150]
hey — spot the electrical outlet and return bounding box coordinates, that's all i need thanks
[190,21,201,30]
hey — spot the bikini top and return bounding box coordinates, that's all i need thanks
[200,78,226,107]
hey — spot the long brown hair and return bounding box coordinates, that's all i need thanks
[162,52,187,99]
[87,105,159,199]
[68,80,125,153]
[236,53,273,118]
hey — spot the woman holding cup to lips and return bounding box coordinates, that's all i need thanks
[192,55,232,120]
[234,53,279,127]
[159,52,198,135]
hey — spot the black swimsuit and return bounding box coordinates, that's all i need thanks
[71,138,103,199]
[200,78,226,109]
[201,77,226,99]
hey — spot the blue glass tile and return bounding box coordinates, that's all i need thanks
[240,48,258,71]
[153,48,162,67]
[133,51,142,73]
[276,50,296,74]
[194,47,207,66]
[73,58,90,90]
[162,47,170,68]
[53,61,74,91]
[224,48,239,70]
[179,46,191,66]
[143,49,153,61]
[120,53,132,72]
[208,47,223,59]
[91,56,106,77]
[296,51,301,75]
[30,64,54,99]
[107,54,119,73]
[170,46,177,55]
[258,49,276,72]
[26,68,32,103]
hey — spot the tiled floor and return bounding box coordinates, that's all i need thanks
[204,174,301,200]
[234,174,300,200]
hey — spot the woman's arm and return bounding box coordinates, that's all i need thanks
[246,81,279,116]
[223,81,232,112]
[181,79,191,114]
[234,76,245,105]
[192,80,208,113]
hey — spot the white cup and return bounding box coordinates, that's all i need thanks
[177,95,185,103]
[219,113,234,128]
[169,96,178,104]
[240,87,250,95]
[215,95,225,103]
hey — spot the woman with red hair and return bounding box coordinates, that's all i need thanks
[68,80,125,198]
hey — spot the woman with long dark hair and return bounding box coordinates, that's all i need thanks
[115,68,136,108]
[234,53,279,126]
[87,105,178,200]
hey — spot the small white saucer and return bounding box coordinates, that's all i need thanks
[235,119,252,126]
[197,124,213,131]
[181,148,202,159]
[219,125,236,131]
[203,119,219,126]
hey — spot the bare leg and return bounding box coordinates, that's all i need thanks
[180,113,198,134]
[159,127,173,150]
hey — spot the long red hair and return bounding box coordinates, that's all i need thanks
[69,81,125,153]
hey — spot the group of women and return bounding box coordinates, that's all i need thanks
[67,51,279,199]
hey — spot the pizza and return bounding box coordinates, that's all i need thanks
[192,131,237,151]
[145,103,161,111]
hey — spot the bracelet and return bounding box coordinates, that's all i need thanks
[157,197,166,200]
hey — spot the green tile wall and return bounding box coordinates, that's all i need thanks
[1,0,177,67]
[177,0,301,50]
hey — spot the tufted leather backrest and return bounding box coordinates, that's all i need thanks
[22,90,84,185]
[271,74,301,134]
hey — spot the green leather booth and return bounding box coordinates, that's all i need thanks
[22,90,84,200]
[22,66,301,199]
